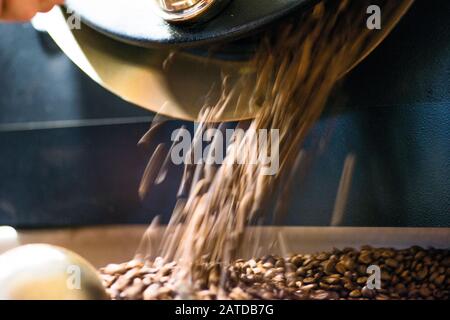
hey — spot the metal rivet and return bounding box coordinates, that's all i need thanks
[154,0,232,23]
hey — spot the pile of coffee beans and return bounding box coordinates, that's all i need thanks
[99,246,449,300]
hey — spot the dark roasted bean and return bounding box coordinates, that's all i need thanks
[100,246,449,300]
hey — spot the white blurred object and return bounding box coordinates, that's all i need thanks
[0,226,18,254]
[0,244,108,300]
[31,12,49,32]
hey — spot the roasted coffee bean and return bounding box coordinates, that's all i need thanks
[290,255,302,266]
[275,260,285,268]
[103,263,128,275]
[316,253,330,261]
[285,263,296,273]
[323,275,341,285]
[376,294,390,300]
[381,270,391,281]
[343,257,355,270]
[419,286,432,298]
[323,259,336,275]
[361,286,375,298]
[356,277,368,285]
[296,267,306,276]
[303,277,316,284]
[264,269,276,279]
[310,290,330,300]
[415,267,428,280]
[349,289,361,298]
[395,283,407,297]
[100,246,449,300]
[434,274,445,286]
[385,258,399,269]
[335,262,347,274]
[275,267,285,274]
[358,253,372,264]
[381,249,395,259]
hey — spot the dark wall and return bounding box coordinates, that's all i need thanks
[0,0,449,228]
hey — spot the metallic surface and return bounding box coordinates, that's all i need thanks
[154,0,232,23]
[0,244,108,300]
[37,7,257,122]
[160,0,206,11]
[42,2,413,122]
[65,0,313,48]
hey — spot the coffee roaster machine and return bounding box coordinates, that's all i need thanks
[0,0,449,299]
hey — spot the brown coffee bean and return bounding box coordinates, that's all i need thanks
[319,282,330,290]
[264,269,276,279]
[344,281,356,291]
[385,258,399,269]
[343,271,353,279]
[261,292,275,300]
[372,250,381,260]
[376,294,390,300]
[343,256,356,270]
[400,270,410,279]
[324,275,341,285]
[316,253,330,261]
[323,260,336,275]
[356,277,368,285]
[335,262,346,274]
[301,283,318,291]
[296,267,306,276]
[290,255,302,266]
[100,274,117,287]
[349,289,361,298]
[120,279,144,300]
[434,274,445,286]
[434,290,445,299]
[358,253,372,264]
[361,286,375,299]
[100,247,450,301]
[103,263,128,275]
[110,276,132,291]
[126,259,144,269]
[419,286,432,298]
[274,267,284,274]
[285,263,296,273]
[415,267,428,281]
[310,290,330,300]
[395,283,407,297]
[381,270,391,281]
[272,274,285,283]
[381,249,395,258]
[415,251,426,261]
[275,260,285,268]
[303,277,316,284]
[395,264,404,274]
